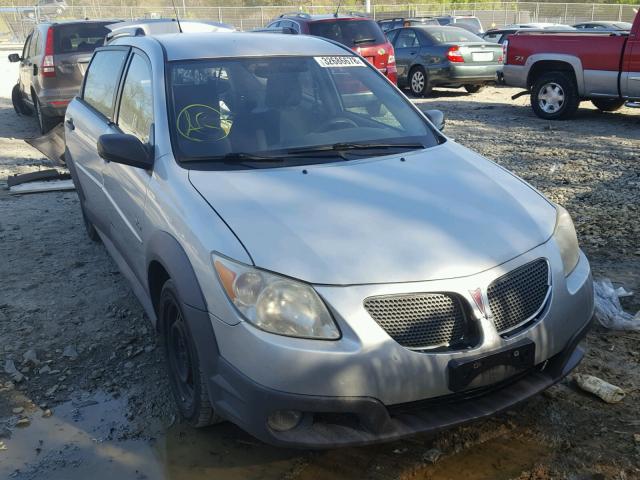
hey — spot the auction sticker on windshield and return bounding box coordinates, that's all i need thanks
[314,56,366,68]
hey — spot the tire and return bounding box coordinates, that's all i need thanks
[591,98,625,112]
[464,84,483,94]
[34,95,58,134]
[409,66,432,97]
[160,279,221,428]
[530,71,580,120]
[11,84,32,115]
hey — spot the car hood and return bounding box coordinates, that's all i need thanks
[189,142,556,285]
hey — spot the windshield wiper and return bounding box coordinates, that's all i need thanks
[353,38,377,44]
[182,152,286,167]
[285,142,425,155]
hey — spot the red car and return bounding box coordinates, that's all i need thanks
[265,13,397,84]
[503,11,640,119]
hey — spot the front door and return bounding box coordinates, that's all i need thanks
[102,51,154,280]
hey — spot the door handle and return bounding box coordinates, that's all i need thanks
[65,118,75,130]
[32,64,37,76]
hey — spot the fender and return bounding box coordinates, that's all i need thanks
[525,54,585,96]
[145,230,208,312]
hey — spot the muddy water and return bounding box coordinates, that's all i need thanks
[1,391,552,480]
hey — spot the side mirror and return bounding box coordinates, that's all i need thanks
[425,109,445,131]
[8,53,21,63]
[97,133,153,170]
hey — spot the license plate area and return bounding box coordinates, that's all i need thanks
[448,341,535,392]
[472,51,493,62]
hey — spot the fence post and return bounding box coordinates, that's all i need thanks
[535,2,540,22]
[564,3,568,24]
[591,3,595,21]
[260,6,264,26]
[618,4,623,21]
[218,6,222,22]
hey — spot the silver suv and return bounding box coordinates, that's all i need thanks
[64,31,594,448]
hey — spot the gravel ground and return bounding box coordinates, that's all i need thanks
[0,49,639,480]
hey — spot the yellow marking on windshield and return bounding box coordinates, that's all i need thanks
[176,103,230,142]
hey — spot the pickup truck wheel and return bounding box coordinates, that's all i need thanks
[531,72,579,120]
[464,84,483,94]
[160,279,222,428]
[591,98,625,112]
[409,66,432,97]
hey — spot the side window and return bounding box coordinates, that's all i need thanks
[386,29,399,44]
[290,21,301,33]
[396,30,418,49]
[269,21,281,29]
[83,49,128,119]
[28,30,39,58]
[117,53,153,144]
[22,33,32,59]
[483,32,501,43]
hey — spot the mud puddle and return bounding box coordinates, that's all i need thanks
[0,391,303,480]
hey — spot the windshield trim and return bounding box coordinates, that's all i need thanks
[164,55,445,171]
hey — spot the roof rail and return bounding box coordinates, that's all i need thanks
[278,11,311,19]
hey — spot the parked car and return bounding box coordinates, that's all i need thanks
[388,26,503,96]
[433,15,484,34]
[503,11,640,119]
[263,13,396,83]
[378,17,439,33]
[65,29,594,448]
[9,20,115,133]
[573,21,633,31]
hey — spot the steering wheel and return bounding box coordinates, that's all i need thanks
[315,117,359,133]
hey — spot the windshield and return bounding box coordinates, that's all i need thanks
[168,56,439,168]
[309,19,386,47]
[425,27,484,43]
[454,17,482,31]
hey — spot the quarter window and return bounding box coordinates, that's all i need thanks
[118,53,153,143]
[395,30,419,48]
[83,49,128,119]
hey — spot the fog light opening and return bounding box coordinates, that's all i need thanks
[267,410,302,432]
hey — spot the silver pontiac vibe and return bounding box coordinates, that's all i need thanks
[64,30,594,448]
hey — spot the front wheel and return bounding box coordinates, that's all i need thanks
[409,66,432,97]
[160,279,221,427]
[591,98,625,112]
[464,84,483,94]
[530,71,580,120]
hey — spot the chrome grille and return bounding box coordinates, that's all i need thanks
[487,259,550,334]
[364,293,468,349]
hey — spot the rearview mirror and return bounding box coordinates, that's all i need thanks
[97,134,153,170]
[424,109,445,131]
[8,53,21,63]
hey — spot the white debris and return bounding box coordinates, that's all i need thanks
[574,374,625,404]
[593,279,640,331]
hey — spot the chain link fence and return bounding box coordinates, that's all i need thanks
[0,2,638,42]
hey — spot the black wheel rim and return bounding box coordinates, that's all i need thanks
[166,301,196,409]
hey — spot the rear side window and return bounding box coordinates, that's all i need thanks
[54,23,110,54]
[483,32,502,43]
[118,53,153,143]
[427,28,484,44]
[309,19,386,47]
[83,49,128,119]
[455,17,482,31]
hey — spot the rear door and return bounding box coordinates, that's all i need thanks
[393,28,420,79]
[52,22,111,98]
[102,50,154,277]
[622,34,640,99]
[65,47,129,232]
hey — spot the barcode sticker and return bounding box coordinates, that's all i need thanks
[314,56,366,68]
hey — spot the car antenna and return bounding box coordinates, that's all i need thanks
[170,0,183,33]
[334,0,342,17]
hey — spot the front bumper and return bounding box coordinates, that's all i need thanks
[208,314,591,448]
[207,243,594,448]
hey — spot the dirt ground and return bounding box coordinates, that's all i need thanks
[0,49,639,480]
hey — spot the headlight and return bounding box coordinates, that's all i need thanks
[212,255,340,340]
[553,205,580,276]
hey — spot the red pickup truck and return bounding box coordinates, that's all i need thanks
[503,12,640,119]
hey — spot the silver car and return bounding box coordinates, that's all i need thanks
[64,31,594,448]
